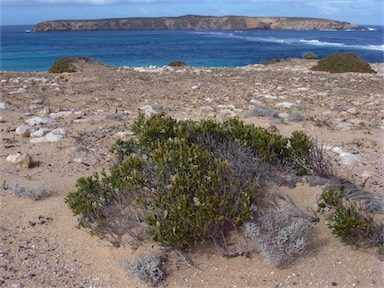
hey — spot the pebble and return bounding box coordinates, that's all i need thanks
[347,107,360,115]
[115,131,135,138]
[15,125,31,137]
[25,117,55,126]
[6,152,32,168]
[0,102,11,110]
[31,128,51,138]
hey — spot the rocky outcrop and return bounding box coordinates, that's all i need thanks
[33,15,360,32]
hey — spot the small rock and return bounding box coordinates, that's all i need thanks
[38,106,51,116]
[276,102,297,109]
[0,102,11,110]
[340,152,360,165]
[115,131,135,138]
[347,107,360,115]
[73,157,88,164]
[0,116,5,123]
[9,87,27,94]
[335,123,353,131]
[15,125,31,137]
[6,153,32,168]
[200,106,215,114]
[31,128,51,138]
[25,117,55,126]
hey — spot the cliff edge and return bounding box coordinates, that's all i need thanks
[33,15,361,32]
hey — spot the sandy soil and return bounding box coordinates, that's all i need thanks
[1,59,383,287]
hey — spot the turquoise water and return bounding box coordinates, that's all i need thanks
[1,25,383,72]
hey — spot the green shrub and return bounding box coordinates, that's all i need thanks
[261,59,282,65]
[49,56,91,73]
[310,52,376,73]
[302,52,318,60]
[66,114,322,249]
[167,61,187,67]
[318,186,384,254]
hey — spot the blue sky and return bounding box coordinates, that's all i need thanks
[1,0,383,26]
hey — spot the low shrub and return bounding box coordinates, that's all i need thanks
[318,186,384,256]
[302,52,318,60]
[167,61,187,67]
[261,58,282,65]
[310,52,376,73]
[11,183,50,200]
[244,202,312,266]
[66,114,326,250]
[49,56,91,73]
[119,254,165,286]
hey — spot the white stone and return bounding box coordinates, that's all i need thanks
[200,106,215,113]
[50,111,72,118]
[115,131,135,138]
[347,107,360,115]
[15,125,31,137]
[276,102,296,109]
[218,104,235,110]
[340,152,360,165]
[45,133,64,142]
[139,105,157,116]
[31,128,51,138]
[25,117,55,126]
[335,123,352,131]
[331,147,343,155]
[0,116,5,123]
[0,102,11,110]
[73,157,87,164]
[264,94,277,99]
[6,152,31,168]
[9,88,27,94]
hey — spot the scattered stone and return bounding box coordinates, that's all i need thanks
[115,131,135,138]
[30,128,51,138]
[335,123,353,131]
[30,128,66,143]
[276,102,297,109]
[0,102,11,110]
[200,106,215,114]
[0,116,5,123]
[242,107,279,118]
[287,112,305,122]
[38,106,51,116]
[6,152,32,168]
[9,87,27,94]
[347,107,360,115]
[15,125,32,137]
[73,157,88,164]
[139,104,164,116]
[50,111,72,119]
[25,117,55,126]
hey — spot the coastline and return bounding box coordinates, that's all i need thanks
[1,59,383,287]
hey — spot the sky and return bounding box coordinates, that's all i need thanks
[0,0,383,26]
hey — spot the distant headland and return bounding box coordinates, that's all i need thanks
[32,15,362,32]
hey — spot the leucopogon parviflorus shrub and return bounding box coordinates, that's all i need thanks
[65,114,331,260]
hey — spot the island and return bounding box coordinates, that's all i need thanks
[32,15,361,32]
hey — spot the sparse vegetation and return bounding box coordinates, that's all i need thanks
[11,183,50,200]
[318,186,384,256]
[119,254,165,286]
[167,61,187,67]
[49,56,91,73]
[244,202,313,266]
[302,52,318,60]
[310,52,376,73]
[261,58,282,65]
[65,114,332,260]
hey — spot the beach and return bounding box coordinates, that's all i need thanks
[1,59,384,287]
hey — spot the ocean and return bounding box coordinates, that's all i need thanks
[1,24,383,72]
